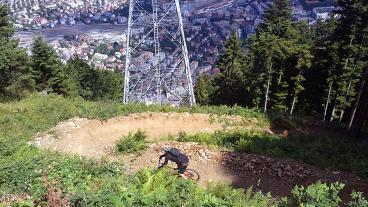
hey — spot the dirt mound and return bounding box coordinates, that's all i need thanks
[31,112,242,158]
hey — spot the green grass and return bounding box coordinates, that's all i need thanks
[116,130,148,154]
[237,132,368,178]
[0,94,367,206]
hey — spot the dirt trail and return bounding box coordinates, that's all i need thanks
[31,112,368,199]
[121,141,368,199]
[32,112,242,158]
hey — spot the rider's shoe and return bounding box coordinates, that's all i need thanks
[179,173,188,179]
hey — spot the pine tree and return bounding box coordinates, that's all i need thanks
[251,33,282,111]
[271,67,289,111]
[0,3,14,39]
[259,0,292,37]
[65,56,96,99]
[65,57,123,101]
[288,44,312,115]
[194,74,213,105]
[346,1,368,132]
[263,0,292,24]
[246,0,313,114]
[270,38,291,112]
[303,17,338,118]
[213,31,247,106]
[31,36,69,95]
[0,4,34,100]
[348,68,368,139]
[329,0,368,123]
[94,69,123,101]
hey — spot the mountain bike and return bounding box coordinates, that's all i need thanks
[157,159,200,181]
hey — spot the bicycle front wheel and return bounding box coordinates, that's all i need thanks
[186,169,200,181]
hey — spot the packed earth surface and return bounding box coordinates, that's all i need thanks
[31,112,368,199]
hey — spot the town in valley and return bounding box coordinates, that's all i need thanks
[6,0,336,79]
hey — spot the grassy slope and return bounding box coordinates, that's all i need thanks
[0,94,367,206]
[0,94,273,206]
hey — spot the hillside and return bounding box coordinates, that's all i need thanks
[1,94,368,206]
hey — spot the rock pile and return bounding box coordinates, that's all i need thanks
[0,193,31,204]
[29,117,86,149]
[53,117,86,132]
[222,152,311,183]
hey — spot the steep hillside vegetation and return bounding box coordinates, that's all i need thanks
[0,94,367,206]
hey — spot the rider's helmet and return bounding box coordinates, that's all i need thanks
[162,145,172,152]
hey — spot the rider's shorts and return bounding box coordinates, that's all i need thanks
[178,162,188,174]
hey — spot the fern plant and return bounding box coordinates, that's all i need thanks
[116,130,148,154]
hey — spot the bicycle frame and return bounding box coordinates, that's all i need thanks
[157,158,200,181]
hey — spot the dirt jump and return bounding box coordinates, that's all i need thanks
[31,112,368,199]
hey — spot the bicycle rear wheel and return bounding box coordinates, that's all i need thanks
[186,169,200,181]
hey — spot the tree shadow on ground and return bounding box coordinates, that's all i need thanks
[219,150,368,201]
[214,127,368,201]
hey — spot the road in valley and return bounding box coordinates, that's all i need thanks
[14,23,128,49]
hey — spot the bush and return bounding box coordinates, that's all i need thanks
[116,130,148,154]
[268,111,294,130]
[348,191,368,207]
[291,182,368,207]
[205,182,272,206]
[292,181,344,207]
[111,169,274,207]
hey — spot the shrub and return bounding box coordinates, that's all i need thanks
[235,138,252,152]
[269,111,294,130]
[116,130,148,154]
[41,176,71,207]
[205,182,272,206]
[291,181,344,207]
[177,130,189,142]
[348,191,368,207]
[114,169,274,207]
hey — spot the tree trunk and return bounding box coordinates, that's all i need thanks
[349,69,368,130]
[339,110,344,123]
[323,82,333,121]
[290,74,301,115]
[330,101,337,122]
[339,80,352,123]
[347,37,366,128]
[349,89,368,139]
[290,94,297,115]
[340,61,359,123]
[278,70,282,85]
[336,37,353,121]
[264,73,271,113]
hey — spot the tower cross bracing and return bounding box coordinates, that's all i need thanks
[124,0,196,106]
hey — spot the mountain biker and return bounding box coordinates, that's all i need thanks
[158,145,189,179]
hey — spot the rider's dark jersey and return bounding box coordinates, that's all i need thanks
[160,148,189,166]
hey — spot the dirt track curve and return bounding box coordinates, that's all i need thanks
[31,112,368,199]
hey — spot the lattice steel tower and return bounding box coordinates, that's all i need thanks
[124,0,196,106]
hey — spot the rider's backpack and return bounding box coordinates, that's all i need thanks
[168,148,182,157]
